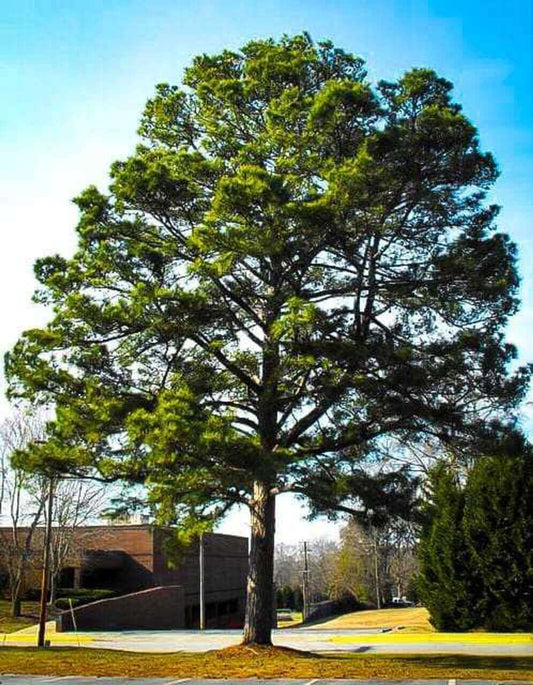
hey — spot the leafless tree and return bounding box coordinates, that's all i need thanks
[0,410,48,616]
[274,542,301,589]
[0,410,106,613]
[47,479,105,603]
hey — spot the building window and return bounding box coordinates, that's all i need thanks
[58,567,76,589]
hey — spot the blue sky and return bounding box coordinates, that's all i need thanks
[1,0,531,541]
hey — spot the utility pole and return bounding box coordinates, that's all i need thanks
[302,541,310,622]
[199,532,205,630]
[372,526,381,610]
[37,477,54,648]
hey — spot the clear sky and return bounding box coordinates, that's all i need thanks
[1,0,532,543]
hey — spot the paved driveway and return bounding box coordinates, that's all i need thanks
[89,628,533,656]
[3,626,532,656]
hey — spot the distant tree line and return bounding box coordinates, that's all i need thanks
[274,518,418,612]
[276,435,533,633]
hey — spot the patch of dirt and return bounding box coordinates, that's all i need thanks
[216,644,317,659]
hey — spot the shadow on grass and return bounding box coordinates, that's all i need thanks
[0,646,532,680]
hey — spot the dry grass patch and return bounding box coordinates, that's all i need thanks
[0,645,532,680]
[277,611,303,628]
[0,600,43,634]
[310,606,434,632]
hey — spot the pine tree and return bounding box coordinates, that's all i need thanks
[417,463,480,630]
[463,447,533,630]
[418,442,533,632]
[6,34,529,644]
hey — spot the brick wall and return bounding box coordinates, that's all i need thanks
[153,531,248,627]
[1,524,249,628]
[56,585,185,631]
[78,526,155,592]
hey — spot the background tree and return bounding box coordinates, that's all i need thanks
[6,34,529,644]
[332,523,372,603]
[416,463,478,630]
[0,411,48,617]
[388,525,418,601]
[334,517,418,606]
[47,479,105,604]
[462,443,533,631]
[0,411,105,611]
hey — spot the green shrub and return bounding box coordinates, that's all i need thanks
[54,588,116,610]
[463,453,533,631]
[418,447,533,632]
[417,463,480,631]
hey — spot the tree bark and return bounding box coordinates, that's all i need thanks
[49,571,57,606]
[11,583,21,618]
[243,480,276,645]
[373,529,381,609]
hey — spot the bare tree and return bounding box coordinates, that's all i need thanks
[274,543,301,589]
[0,410,106,612]
[47,479,105,603]
[0,411,48,616]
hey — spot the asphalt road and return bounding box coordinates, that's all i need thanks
[4,627,533,656]
[1,678,531,685]
[70,628,533,657]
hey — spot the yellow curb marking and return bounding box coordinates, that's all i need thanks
[329,632,533,645]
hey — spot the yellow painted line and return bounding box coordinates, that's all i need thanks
[0,632,93,644]
[330,632,533,645]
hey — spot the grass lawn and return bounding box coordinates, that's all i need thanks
[310,606,434,632]
[276,610,303,627]
[0,600,43,634]
[0,645,532,680]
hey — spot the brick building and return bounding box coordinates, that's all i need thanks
[0,525,248,629]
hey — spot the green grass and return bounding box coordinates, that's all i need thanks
[0,600,42,634]
[276,610,303,627]
[0,646,532,680]
[330,631,533,645]
[311,606,434,632]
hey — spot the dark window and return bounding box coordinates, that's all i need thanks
[81,567,120,589]
[58,567,75,588]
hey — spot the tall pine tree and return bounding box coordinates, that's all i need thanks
[6,34,529,643]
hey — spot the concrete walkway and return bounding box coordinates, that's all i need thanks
[2,623,532,656]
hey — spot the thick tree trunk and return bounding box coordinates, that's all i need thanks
[243,480,276,645]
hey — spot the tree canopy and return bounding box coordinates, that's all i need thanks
[5,33,529,643]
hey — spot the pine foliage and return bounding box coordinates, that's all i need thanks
[418,446,533,631]
[5,33,531,641]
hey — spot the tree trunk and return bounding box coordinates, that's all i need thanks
[243,481,276,645]
[373,529,381,609]
[49,571,57,606]
[11,583,22,618]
